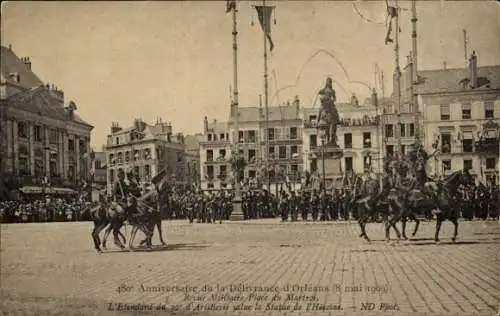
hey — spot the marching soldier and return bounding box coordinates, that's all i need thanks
[280,190,289,221]
[112,170,129,217]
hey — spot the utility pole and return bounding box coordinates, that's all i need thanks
[228,0,244,221]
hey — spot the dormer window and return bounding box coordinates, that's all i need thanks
[9,72,20,83]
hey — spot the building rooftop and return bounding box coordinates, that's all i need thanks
[7,85,93,127]
[417,65,500,94]
[0,45,44,96]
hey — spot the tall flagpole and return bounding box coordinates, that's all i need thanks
[411,0,420,143]
[229,0,244,221]
[263,0,270,190]
[394,0,402,156]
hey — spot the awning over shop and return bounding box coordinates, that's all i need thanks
[19,186,76,195]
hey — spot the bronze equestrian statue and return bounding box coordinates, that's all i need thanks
[317,77,340,147]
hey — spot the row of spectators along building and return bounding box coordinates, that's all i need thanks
[1,45,499,204]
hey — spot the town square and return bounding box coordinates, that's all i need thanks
[0,1,499,315]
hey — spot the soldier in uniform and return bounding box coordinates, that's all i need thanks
[289,190,299,222]
[310,189,320,221]
[112,170,129,217]
[279,190,289,221]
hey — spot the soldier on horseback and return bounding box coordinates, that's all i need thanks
[112,170,129,216]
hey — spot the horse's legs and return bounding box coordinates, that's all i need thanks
[112,221,125,249]
[92,222,107,253]
[102,224,112,249]
[450,217,459,243]
[156,219,167,246]
[401,216,408,240]
[411,213,420,237]
[434,217,443,243]
[129,225,138,250]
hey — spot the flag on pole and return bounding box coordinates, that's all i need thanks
[226,0,236,13]
[255,5,275,51]
[384,0,398,45]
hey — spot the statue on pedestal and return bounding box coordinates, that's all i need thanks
[317,77,340,147]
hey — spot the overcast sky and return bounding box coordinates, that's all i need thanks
[2,1,499,150]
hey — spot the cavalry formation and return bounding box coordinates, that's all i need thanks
[84,147,497,253]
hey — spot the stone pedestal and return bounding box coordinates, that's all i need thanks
[315,145,343,190]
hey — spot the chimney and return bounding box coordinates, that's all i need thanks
[294,95,300,115]
[203,116,208,132]
[21,57,31,71]
[469,51,477,88]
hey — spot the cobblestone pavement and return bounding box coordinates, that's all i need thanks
[1,219,499,316]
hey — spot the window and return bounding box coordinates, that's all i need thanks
[34,125,43,142]
[309,134,317,149]
[486,158,496,169]
[486,175,497,187]
[268,146,275,159]
[49,129,58,144]
[125,151,130,163]
[462,131,473,153]
[133,150,140,161]
[207,182,214,189]
[442,159,451,171]
[19,157,29,175]
[462,103,471,119]
[249,170,256,178]
[116,137,120,145]
[206,149,213,162]
[248,130,256,143]
[401,145,406,155]
[409,123,415,137]
[68,139,75,152]
[109,154,115,166]
[364,155,372,170]
[238,131,244,143]
[219,133,225,140]
[344,157,353,171]
[219,149,226,159]
[344,133,352,148]
[219,165,227,178]
[463,159,473,171]
[279,146,287,159]
[484,101,494,118]
[177,152,183,162]
[310,159,317,172]
[207,134,212,141]
[290,127,298,140]
[109,169,115,182]
[117,152,123,164]
[441,133,451,153]
[18,122,27,138]
[133,166,140,178]
[144,165,151,179]
[291,145,298,156]
[440,104,450,120]
[248,149,256,163]
[363,132,371,148]
[400,124,406,137]
[386,145,394,157]
[385,124,394,138]
[267,128,275,141]
[268,169,276,181]
[291,164,298,175]
[143,148,151,160]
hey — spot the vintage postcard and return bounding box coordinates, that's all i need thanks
[0,1,499,315]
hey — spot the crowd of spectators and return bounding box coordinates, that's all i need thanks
[338,115,379,127]
[0,199,95,223]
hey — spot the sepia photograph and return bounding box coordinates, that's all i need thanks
[0,1,499,315]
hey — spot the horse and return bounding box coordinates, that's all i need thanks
[432,170,473,242]
[125,187,166,250]
[87,201,127,253]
